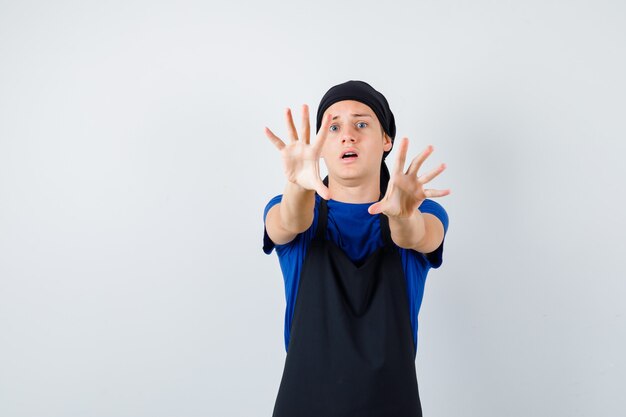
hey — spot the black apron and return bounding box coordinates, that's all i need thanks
[272,198,422,417]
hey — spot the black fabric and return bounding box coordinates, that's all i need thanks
[271,198,422,417]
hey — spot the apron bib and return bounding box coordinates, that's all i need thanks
[272,198,422,417]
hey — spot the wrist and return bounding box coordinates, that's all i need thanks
[285,180,314,195]
[387,209,426,249]
[387,206,422,221]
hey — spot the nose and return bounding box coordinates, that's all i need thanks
[341,134,356,144]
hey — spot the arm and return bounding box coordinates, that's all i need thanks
[265,182,316,245]
[388,211,444,254]
[264,105,333,245]
[369,138,450,253]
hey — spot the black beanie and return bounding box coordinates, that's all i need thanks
[315,80,396,197]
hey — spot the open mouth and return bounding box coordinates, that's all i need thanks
[341,151,358,160]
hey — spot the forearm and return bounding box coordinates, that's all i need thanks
[279,181,316,234]
[387,209,426,250]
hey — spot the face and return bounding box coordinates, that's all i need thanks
[320,100,392,185]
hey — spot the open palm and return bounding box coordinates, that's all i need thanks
[264,104,333,200]
[368,137,450,217]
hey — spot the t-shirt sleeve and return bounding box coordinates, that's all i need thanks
[262,194,283,254]
[417,199,449,269]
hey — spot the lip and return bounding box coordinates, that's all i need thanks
[340,148,359,160]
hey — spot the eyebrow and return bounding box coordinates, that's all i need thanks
[331,113,373,120]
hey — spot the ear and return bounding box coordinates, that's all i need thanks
[383,133,392,152]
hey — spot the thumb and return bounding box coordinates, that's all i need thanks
[368,201,385,215]
[315,180,331,200]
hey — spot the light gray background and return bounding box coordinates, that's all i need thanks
[1,0,624,416]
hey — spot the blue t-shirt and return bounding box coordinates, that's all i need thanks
[263,194,449,356]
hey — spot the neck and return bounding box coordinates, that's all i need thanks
[327,175,381,203]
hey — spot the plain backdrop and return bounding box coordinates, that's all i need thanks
[1,1,625,416]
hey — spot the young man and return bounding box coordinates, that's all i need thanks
[262,80,450,416]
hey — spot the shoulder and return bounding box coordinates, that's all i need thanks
[262,194,321,255]
[263,194,283,222]
[407,198,450,269]
[418,199,449,233]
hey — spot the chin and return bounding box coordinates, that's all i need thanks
[332,171,369,184]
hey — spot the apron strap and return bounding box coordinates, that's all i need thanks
[378,209,394,247]
[315,197,329,241]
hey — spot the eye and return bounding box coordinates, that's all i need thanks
[329,124,338,132]
[357,122,368,128]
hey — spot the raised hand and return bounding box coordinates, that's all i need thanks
[264,104,332,200]
[368,138,450,217]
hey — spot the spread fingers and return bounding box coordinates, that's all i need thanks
[285,107,299,142]
[406,145,433,176]
[264,126,286,151]
[301,104,310,145]
[418,163,447,184]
